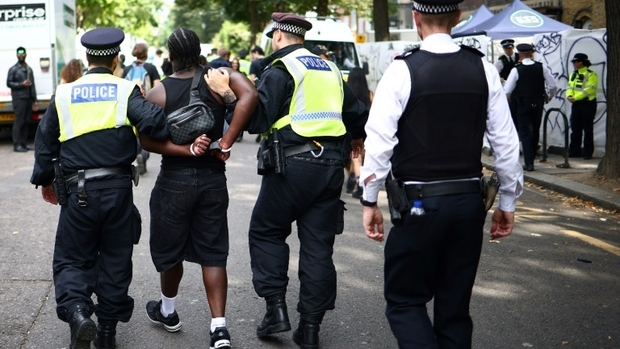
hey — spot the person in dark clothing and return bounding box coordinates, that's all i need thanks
[30,27,171,349]
[361,1,523,347]
[495,39,519,129]
[140,27,257,349]
[206,12,367,349]
[209,47,232,69]
[504,43,557,171]
[249,46,265,83]
[6,46,39,152]
[344,67,373,199]
[161,58,173,78]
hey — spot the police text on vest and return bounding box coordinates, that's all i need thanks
[297,56,332,71]
[71,84,118,103]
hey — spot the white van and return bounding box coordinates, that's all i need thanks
[260,16,368,78]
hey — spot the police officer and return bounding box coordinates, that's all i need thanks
[567,53,598,159]
[360,1,523,348]
[30,28,170,349]
[495,39,518,81]
[207,12,367,349]
[504,43,557,171]
[495,39,519,128]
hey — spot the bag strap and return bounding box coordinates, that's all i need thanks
[188,65,205,104]
[191,65,204,90]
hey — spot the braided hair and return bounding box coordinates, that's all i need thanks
[167,27,202,72]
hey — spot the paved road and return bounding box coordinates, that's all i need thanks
[1,133,619,349]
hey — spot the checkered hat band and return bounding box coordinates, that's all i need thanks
[273,22,306,37]
[413,1,459,14]
[85,46,121,56]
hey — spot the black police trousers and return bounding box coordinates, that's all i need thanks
[11,98,32,147]
[569,100,597,158]
[248,152,345,314]
[384,192,486,349]
[53,179,139,323]
[516,96,544,167]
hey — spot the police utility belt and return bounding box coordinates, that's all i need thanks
[385,173,499,225]
[257,129,345,176]
[52,158,138,207]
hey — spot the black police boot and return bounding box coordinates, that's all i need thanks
[293,312,324,349]
[256,293,291,337]
[94,320,117,349]
[68,307,96,349]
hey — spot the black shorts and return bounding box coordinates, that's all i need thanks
[149,168,229,272]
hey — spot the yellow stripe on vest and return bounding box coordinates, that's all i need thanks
[56,74,136,142]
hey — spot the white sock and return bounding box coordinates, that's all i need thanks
[160,293,176,317]
[211,317,226,332]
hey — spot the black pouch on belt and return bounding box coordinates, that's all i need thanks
[385,173,410,225]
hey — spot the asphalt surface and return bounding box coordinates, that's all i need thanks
[1,131,619,349]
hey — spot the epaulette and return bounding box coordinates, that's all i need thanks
[395,47,420,60]
[460,45,485,57]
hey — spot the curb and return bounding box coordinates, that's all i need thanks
[481,159,620,213]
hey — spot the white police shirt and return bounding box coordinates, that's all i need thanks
[360,33,523,212]
[503,57,558,99]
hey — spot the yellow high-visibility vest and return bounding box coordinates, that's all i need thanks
[55,73,136,142]
[567,66,598,102]
[270,48,346,138]
[239,59,251,76]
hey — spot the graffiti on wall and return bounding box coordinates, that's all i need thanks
[533,29,607,153]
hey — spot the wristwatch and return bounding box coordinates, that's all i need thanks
[359,198,377,207]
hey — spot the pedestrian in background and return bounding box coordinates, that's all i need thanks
[567,53,598,160]
[360,1,523,347]
[123,42,162,175]
[237,48,251,76]
[6,46,38,152]
[140,27,257,349]
[230,57,245,76]
[503,43,557,171]
[30,27,171,349]
[206,12,368,349]
[209,47,232,68]
[249,46,265,83]
[60,59,84,84]
[344,66,373,199]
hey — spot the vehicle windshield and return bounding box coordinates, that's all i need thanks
[304,41,359,71]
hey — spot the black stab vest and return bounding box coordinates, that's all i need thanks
[391,46,488,182]
[513,62,545,98]
[499,53,518,80]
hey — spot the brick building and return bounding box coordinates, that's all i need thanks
[460,0,606,29]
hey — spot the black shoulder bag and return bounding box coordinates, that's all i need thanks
[166,66,215,145]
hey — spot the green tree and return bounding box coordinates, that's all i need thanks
[168,0,224,44]
[76,0,163,33]
[213,21,253,54]
[597,0,620,178]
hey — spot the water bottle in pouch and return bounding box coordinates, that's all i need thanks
[410,200,425,216]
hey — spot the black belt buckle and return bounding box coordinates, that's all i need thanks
[77,169,88,207]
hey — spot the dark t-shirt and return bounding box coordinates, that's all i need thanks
[249,58,264,79]
[209,57,231,69]
[159,67,227,171]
